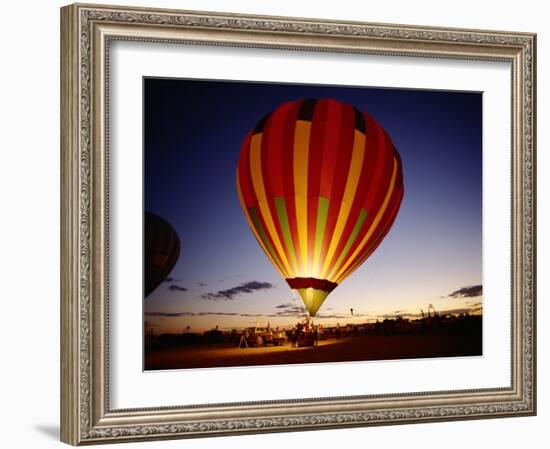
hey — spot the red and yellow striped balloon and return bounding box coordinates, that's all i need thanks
[237,98,404,316]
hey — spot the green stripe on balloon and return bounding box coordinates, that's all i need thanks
[274,197,299,272]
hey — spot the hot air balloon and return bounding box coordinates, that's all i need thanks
[237,98,404,317]
[144,211,181,298]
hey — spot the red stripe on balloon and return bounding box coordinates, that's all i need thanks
[352,114,382,210]
[281,100,302,266]
[318,99,342,199]
[328,102,355,203]
[318,102,355,273]
[363,184,403,261]
[317,100,344,267]
[260,111,291,264]
[353,124,392,252]
[339,115,389,264]
[264,101,293,197]
[237,131,256,208]
[327,114,373,271]
[362,122,391,211]
[306,99,328,268]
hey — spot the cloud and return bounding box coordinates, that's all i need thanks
[270,310,358,319]
[198,282,207,287]
[197,312,237,316]
[163,277,179,283]
[271,303,368,319]
[466,300,483,307]
[168,285,188,292]
[201,281,274,301]
[270,302,305,316]
[145,311,264,318]
[445,285,482,299]
[275,302,297,309]
[145,311,195,317]
[315,313,359,319]
[273,307,305,317]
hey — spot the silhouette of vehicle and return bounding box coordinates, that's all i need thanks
[244,327,287,347]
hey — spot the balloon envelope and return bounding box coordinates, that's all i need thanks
[236,98,404,316]
[144,211,180,298]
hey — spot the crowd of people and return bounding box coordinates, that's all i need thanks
[287,317,321,347]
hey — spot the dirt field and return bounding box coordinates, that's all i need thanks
[144,332,482,370]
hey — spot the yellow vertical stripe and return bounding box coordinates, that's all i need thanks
[293,120,311,276]
[236,173,286,278]
[320,130,366,278]
[332,157,398,282]
[249,134,292,277]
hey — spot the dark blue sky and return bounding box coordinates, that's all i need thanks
[144,78,482,332]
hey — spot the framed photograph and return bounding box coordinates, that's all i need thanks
[60,3,536,445]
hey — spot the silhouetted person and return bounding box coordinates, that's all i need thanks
[289,328,297,348]
[238,329,249,348]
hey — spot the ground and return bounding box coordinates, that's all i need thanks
[144,332,482,370]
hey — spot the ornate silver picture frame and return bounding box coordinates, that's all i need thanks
[60,3,536,445]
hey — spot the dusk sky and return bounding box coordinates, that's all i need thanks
[144,78,483,333]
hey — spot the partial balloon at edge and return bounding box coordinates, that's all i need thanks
[144,211,181,298]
